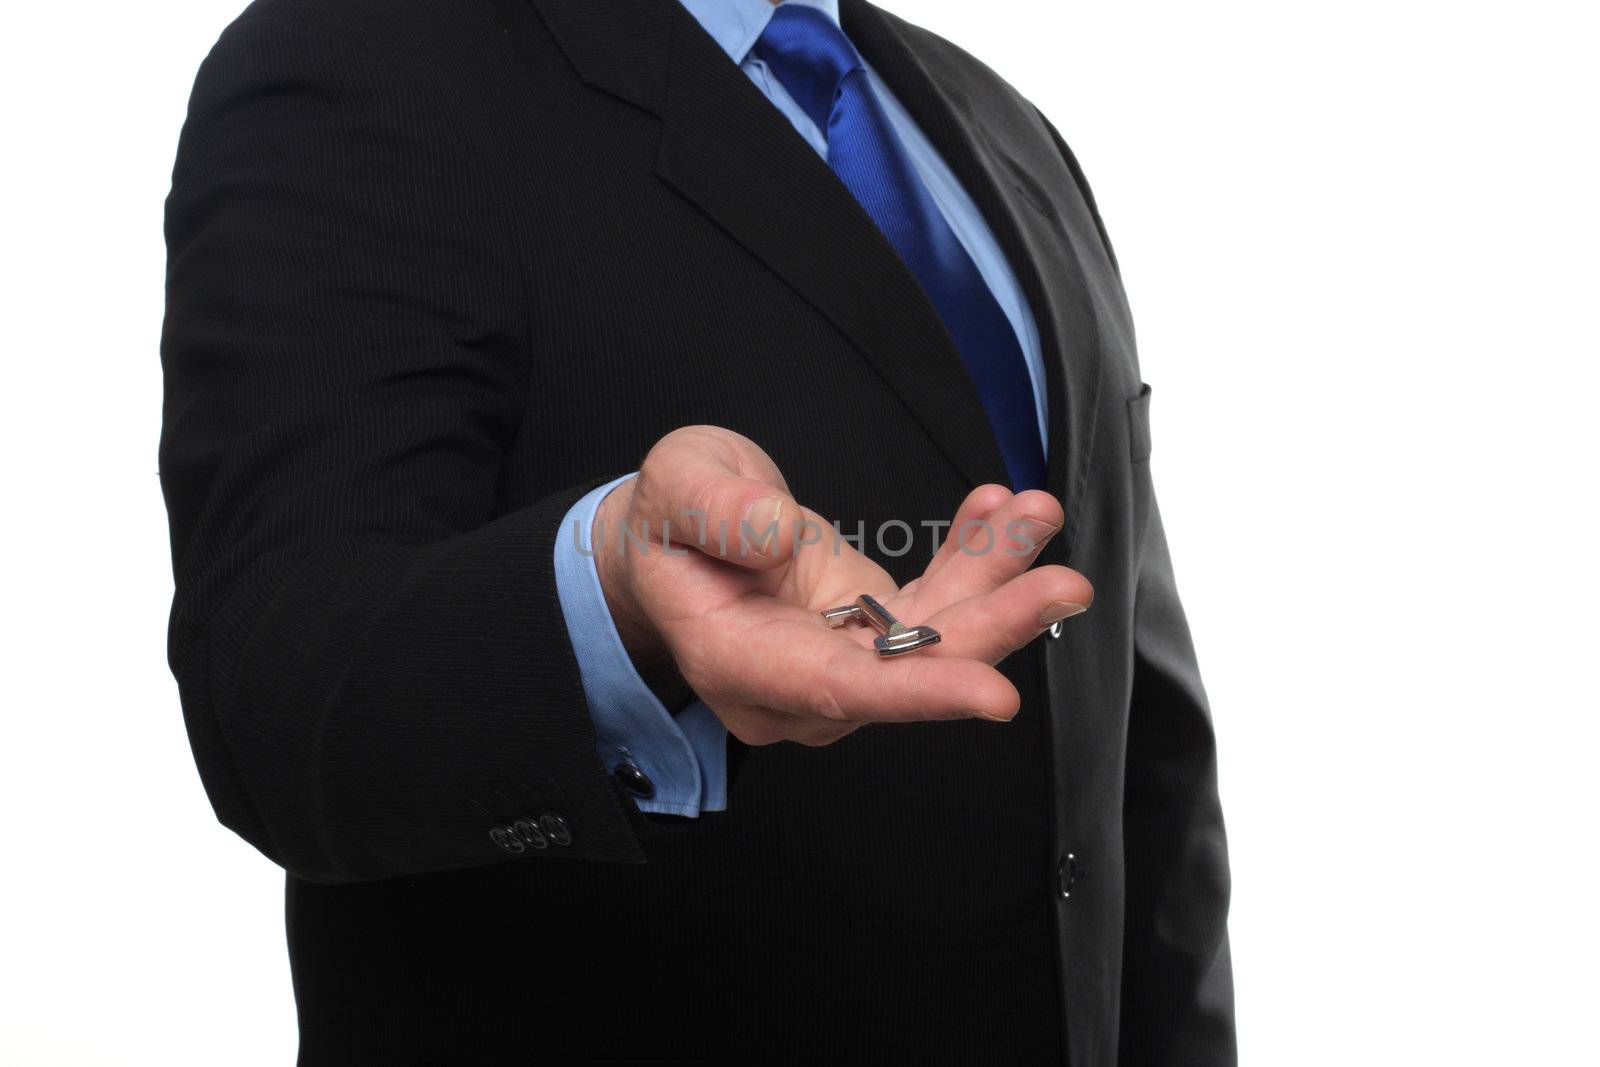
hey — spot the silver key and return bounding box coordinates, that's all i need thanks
[821,594,942,656]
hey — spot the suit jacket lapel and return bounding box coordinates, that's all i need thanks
[844,0,1107,560]
[526,0,1009,491]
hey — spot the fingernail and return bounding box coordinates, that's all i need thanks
[1010,518,1060,555]
[1038,601,1088,627]
[742,496,784,555]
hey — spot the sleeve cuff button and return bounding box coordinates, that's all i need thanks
[489,826,525,854]
[613,762,656,799]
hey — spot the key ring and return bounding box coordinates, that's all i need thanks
[821,594,941,656]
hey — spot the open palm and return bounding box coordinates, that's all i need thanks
[597,427,1093,746]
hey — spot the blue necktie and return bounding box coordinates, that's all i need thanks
[756,5,1046,491]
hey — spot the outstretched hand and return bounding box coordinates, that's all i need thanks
[594,426,1093,746]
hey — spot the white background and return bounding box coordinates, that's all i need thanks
[2,0,1596,1062]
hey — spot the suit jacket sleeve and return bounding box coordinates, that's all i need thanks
[1119,492,1237,1064]
[159,12,647,884]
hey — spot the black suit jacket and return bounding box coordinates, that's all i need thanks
[160,0,1235,1062]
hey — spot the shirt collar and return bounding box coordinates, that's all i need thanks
[678,0,843,65]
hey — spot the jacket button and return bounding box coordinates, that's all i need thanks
[613,762,656,799]
[489,826,525,854]
[511,819,550,850]
[1057,851,1081,899]
[539,813,573,847]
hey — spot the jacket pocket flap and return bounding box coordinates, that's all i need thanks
[1128,383,1153,462]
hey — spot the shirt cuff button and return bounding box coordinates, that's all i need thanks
[613,762,656,799]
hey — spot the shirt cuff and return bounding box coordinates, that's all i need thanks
[552,473,727,817]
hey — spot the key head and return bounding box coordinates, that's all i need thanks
[821,598,940,656]
[874,625,941,656]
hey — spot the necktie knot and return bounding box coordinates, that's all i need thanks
[753,5,865,134]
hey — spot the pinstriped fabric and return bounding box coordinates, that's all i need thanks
[159,1,1232,1061]
[162,11,647,882]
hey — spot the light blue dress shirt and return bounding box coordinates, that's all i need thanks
[552,0,1046,817]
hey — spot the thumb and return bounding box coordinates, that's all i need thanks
[629,425,801,569]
